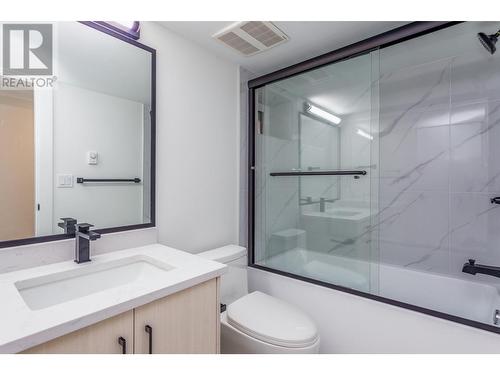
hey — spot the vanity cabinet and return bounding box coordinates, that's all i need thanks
[22,279,219,354]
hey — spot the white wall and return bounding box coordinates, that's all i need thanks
[52,83,144,230]
[140,22,240,253]
[248,267,500,353]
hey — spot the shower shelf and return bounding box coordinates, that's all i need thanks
[269,170,367,177]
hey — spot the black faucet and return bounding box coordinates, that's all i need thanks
[462,259,500,279]
[74,223,101,264]
[319,197,338,213]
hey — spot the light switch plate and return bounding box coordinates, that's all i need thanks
[57,174,73,188]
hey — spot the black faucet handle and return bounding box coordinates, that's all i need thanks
[58,217,77,234]
[468,259,476,266]
[88,231,101,241]
[75,223,94,233]
[59,217,77,224]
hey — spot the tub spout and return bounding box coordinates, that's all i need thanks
[462,259,500,279]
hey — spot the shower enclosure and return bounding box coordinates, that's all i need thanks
[249,21,500,333]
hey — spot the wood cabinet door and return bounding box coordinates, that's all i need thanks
[22,310,134,354]
[134,278,220,354]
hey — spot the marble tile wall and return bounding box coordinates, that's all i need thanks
[377,22,500,280]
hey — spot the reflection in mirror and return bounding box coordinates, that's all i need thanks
[0,22,154,243]
[299,112,341,214]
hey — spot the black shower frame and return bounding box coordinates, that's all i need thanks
[247,21,500,335]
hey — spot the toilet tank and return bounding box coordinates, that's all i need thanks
[198,245,248,305]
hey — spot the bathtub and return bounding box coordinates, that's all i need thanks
[261,248,500,327]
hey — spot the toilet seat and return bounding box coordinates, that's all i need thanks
[226,291,319,348]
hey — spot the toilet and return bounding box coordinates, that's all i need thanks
[198,245,320,354]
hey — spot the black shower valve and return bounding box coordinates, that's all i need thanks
[490,197,500,204]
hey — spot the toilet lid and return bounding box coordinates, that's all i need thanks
[226,291,319,348]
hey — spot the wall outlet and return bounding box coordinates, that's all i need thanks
[87,151,98,165]
[57,174,73,188]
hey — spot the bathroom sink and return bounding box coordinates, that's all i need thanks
[15,255,174,310]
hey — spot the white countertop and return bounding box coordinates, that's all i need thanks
[0,244,226,353]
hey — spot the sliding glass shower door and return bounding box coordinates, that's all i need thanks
[253,51,380,293]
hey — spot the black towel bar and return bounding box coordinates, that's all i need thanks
[76,178,141,183]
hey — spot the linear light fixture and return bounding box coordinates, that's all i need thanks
[92,21,140,40]
[305,103,341,125]
[356,128,373,140]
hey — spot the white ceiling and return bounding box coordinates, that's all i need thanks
[158,21,408,76]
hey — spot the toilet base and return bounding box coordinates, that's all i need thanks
[220,312,320,354]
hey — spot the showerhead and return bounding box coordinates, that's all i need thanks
[478,31,500,55]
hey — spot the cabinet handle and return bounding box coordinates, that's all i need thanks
[145,325,153,354]
[118,336,127,354]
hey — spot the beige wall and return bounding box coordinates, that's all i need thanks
[0,91,35,241]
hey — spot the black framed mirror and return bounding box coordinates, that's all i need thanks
[0,21,156,248]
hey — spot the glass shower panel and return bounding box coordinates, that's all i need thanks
[254,51,379,293]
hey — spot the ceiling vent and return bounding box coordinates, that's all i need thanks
[213,21,288,56]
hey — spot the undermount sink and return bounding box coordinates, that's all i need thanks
[15,255,175,310]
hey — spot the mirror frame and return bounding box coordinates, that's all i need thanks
[0,21,156,249]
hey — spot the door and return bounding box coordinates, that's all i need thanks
[134,279,219,354]
[0,90,35,241]
[22,310,134,354]
[253,50,379,293]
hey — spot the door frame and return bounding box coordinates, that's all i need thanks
[34,87,54,236]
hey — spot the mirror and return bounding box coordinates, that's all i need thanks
[0,22,155,245]
[299,112,341,212]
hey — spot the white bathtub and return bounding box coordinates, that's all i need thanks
[261,248,500,326]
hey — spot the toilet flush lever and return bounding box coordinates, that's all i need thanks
[491,197,500,204]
